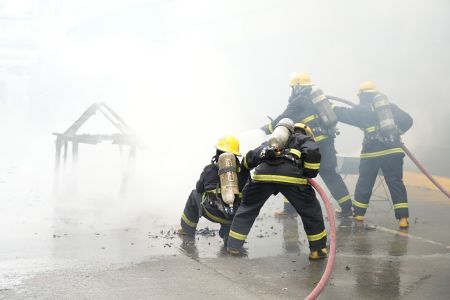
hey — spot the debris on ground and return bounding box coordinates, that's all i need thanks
[196,227,217,237]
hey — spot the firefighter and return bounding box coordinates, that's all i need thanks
[333,81,413,228]
[261,73,353,217]
[227,119,328,260]
[177,136,251,242]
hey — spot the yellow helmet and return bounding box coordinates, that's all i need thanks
[294,123,314,137]
[358,81,377,93]
[289,72,313,87]
[215,135,241,156]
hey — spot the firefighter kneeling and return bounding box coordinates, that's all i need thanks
[178,136,250,243]
[227,118,328,260]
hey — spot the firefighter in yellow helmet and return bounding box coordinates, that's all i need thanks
[334,81,413,228]
[177,136,251,243]
[261,72,353,218]
[228,119,328,260]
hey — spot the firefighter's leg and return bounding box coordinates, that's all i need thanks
[227,182,274,252]
[201,201,232,241]
[319,140,352,214]
[219,224,231,244]
[353,158,381,219]
[381,154,409,223]
[274,197,298,218]
[280,185,327,252]
[179,190,202,236]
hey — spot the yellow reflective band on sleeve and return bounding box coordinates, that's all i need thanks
[338,195,351,204]
[352,200,369,209]
[365,126,377,133]
[229,230,247,241]
[314,135,328,142]
[394,203,409,209]
[283,197,289,204]
[252,174,308,185]
[289,149,302,158]
[302,114,317,124]
[243,156,249,169]
[307,230,327,242]
[181,213,197,228]
[360,148,404,159]
[304,162,320,170]
[268,122,273,133]
[202,207,231,224]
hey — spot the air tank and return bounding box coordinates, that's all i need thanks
[218,152,239,206]
[310,88,338,128]
[373,93,398,137]
[268,118,295,149]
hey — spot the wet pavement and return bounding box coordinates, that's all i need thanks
[1,166,450,299]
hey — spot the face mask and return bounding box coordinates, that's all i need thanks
[291,86,311,98]
[358,92,376,104]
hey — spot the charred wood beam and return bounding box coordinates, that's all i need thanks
[63,103,99,136]
[52,133,138,146]
[72,142,79,164]
[97,105,130,135]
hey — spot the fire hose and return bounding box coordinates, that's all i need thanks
[305,178,337,300]
[327,95,450,199]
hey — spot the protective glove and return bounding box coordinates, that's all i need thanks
[260,124,271,135]
[260,146,277,159]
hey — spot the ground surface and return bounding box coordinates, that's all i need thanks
[1,166,449,299]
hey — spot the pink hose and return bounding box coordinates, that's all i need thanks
[305,178,337,300]
[327,95,450,199]
[401,145,450,198]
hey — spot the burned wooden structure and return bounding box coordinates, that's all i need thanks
[53,102,142,196]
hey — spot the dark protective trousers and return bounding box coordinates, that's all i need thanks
[228,182,327,251]
[284,139,352,212]
[353,153,408,219]
[180,190,232,240]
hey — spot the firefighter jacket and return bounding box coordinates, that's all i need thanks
[196,157,250,196]
[334,101,413,158]
[242,132,321,185]
[263,92,334,143]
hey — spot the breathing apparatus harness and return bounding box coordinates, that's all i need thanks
[259,140,302,168]
[363,93,401,147]
[201,155,241,219]
[291,87,340,140]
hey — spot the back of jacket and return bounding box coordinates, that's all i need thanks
[334,101,413,157]
[243,132,321,185]
[268,92,334,143]
[196,158,251,194]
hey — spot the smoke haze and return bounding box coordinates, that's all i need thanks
[1,0,450,226]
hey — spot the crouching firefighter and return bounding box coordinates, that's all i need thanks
[227,118,328,260]
[178,136,251,242]
[261,73,353,218]
[334,81,413,228]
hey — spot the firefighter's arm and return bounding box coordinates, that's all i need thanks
[391,104,413,134]
[299,136,321,178]
[334,106,366,128]
[195,166,209,193]
[238,163,251,190]
[260,118,275,134]
[261,116,279,134]
[242,144,266,170]
[261,99,298,134]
